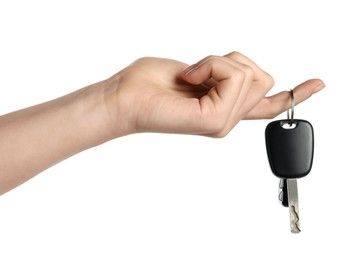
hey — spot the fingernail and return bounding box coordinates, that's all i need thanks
[183,64,197,75]
[313,81,326,93]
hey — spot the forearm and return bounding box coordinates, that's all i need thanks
[0,81,118,195]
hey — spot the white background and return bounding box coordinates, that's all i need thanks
[0,1,360,259]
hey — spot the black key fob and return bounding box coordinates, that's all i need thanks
[265,120,314,179]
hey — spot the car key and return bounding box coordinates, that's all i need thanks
[265,90,314,233]
[279,179,289,207]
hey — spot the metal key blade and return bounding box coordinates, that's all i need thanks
[287,179,301,233]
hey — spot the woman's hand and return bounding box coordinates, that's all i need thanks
[0,51,325,195]
[108,51,325,137]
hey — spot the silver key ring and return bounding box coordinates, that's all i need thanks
[287,89,295,126]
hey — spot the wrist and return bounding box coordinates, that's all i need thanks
[80,75,132,142]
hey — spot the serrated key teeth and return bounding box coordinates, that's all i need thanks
[287,179,301,233]
[291,225,301,233]
[291,227,301,234]
[279,179,284,189]
[290,205,301,233]
[279,191,283,202]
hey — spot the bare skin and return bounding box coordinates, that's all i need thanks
[0,51,325,195]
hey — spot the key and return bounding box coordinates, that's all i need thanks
[279,179,288,207]
[266,119,314,233]
[265,90,314,233]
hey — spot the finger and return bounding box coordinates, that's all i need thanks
[183,54,253,81]
[183,53,257,88]
[224,51,274,84]
[211,58,255,129]
[190,54,257,109]
[223,51,275,118]
[182,56,245,104]
[203,78,218,88]
[182,56,253,137]
[244,79,326,119]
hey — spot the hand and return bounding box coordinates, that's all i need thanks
[0,51,325,195]
[108,51,325,137]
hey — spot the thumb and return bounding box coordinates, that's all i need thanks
[273,78,326,117]
[245,78,326,119]
[291,78,325,106]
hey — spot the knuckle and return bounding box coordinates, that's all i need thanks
[243,64,254,77]
[231,69,246,81]
[131,57,150,65]
[262,72,275,89]
[228,51,243,59]
[204,55,219,61]
[231,64,254,81]
[196,55,219,68]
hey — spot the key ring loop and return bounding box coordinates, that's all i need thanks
[287,89,295,126]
